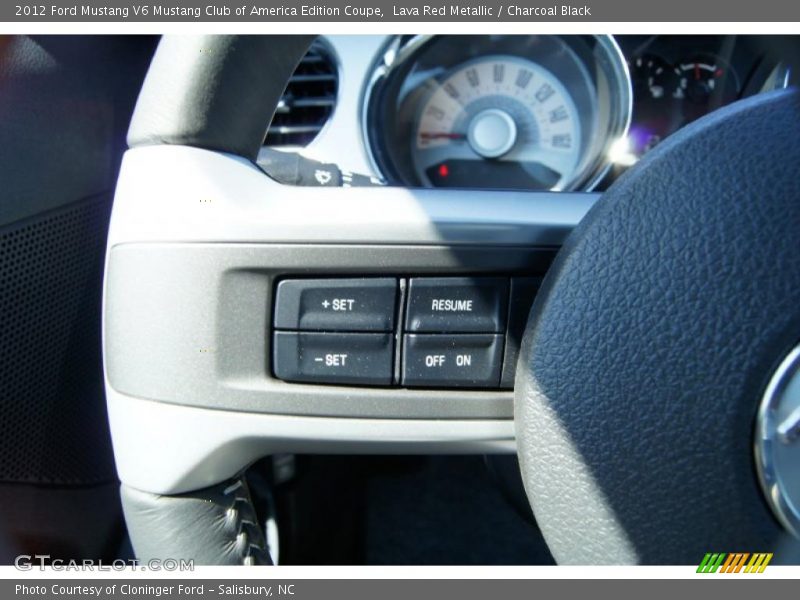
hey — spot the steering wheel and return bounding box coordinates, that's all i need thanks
[106,35,800,565]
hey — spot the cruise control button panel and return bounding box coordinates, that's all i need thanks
[274,278,397,332]
[270,276,536,389]
[405,277,508,333]
[402,334,504,388]
[273,332,394,386]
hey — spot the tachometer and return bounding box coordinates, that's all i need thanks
[364,35,632,192]
[412,56,581,189]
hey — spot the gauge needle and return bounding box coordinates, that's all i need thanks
[419,132,466,140]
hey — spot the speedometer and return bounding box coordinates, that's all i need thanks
[413,56,582,189]
[364,36,632,192]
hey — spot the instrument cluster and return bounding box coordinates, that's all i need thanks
[363,35,794,192]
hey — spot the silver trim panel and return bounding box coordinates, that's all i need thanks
[108,389,516,495]
[104,144,597,493]
[104,243,559,419]
[110,145,598,246]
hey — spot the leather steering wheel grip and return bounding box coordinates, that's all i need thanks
[118,35,313,565]
[128,35,315,160]
[121,478,272,565]
[515,89,800,564]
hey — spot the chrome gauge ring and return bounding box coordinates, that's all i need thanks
[363,35,632,192]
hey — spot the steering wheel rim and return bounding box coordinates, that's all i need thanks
[515,88,800,564]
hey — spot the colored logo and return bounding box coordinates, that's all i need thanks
[697,553,773,573]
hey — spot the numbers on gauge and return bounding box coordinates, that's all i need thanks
[535,84,555,103]
[426,106,445,121]
[515,69,533,89]
[549,106,568,123]
[412,55,582,190]
[493,63,505,84]
[552,134,572,149]
[443,82,460,99]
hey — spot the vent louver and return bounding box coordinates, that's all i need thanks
[264,41,338,147]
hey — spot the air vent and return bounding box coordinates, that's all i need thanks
[265,41,338,147]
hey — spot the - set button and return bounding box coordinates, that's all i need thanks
[405,277,508,333]
[273,331,393,386]
[402,334,504,388]
[274,278,397,332]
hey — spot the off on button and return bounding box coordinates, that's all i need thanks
[401,334,504,388]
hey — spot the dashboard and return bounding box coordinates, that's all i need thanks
[274,35,796,192]
[86,33,800,563]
